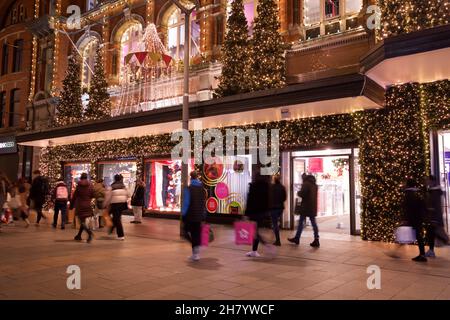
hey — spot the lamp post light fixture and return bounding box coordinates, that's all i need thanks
[169,0,200,235]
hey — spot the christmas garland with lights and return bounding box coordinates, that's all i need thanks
[40,80,450,241]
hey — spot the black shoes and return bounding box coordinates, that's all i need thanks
[87,234,93,243]
[412,255,427,262]
[74,235,82,241]
[310,239,320,248]
[287,237,299,245]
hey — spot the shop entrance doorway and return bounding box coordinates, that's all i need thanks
[432,132,450,233]
[288,148,361,235]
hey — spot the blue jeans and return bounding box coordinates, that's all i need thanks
[295,215,319,240]
[53,201,67,227]
[271,209,283,242]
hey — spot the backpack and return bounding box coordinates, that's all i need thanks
[56,185,68,200]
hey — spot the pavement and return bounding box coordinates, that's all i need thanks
[1,212,450,300]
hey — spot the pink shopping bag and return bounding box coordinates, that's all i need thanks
[234,221,256,245]
[200,223,210,247]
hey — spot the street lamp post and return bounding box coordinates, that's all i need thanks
[169,0,199,235]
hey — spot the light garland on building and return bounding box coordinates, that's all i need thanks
[146,0,154,23]
[34,0,39,18]
[28,37,38,102]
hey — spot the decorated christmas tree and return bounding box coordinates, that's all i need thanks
[215,0,251,97]
[249,0,286,91]
[85,50,111,120]
[54,55,83,126]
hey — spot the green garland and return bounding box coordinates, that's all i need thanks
[40,80,450,241]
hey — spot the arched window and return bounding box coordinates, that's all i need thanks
[167,8,200,60]
[119,23,143,83]
[80,38,99,88]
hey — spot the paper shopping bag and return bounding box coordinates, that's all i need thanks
[395,226,416,244]
[234,221,256,245]
[201,223,210,247]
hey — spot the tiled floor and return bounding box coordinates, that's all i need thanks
[0,212,449,300]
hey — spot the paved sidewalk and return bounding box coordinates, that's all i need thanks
[1,213,450,300]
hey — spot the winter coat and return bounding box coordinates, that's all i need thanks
[93,182,106,200]
[104,181,130,206]
[70,180,94,219]
[297,175,318,217]
[131,184,145,207]
[18,182,30,210]
[403,187,426,228]
[269,182,287,210]
[426,185,444,226]
[30,175,49,204]
[182,179,206,223]
[52,181,69,204]
[245,178,270,220]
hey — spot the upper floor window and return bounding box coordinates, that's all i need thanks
[80,38,99,88]
[13,39,24,73]
[119,23,143,83]
[0,91,6,128]
[167,8,200,61]
[1,43,8,75]
[87,0,100,11]
[9,89,20,127]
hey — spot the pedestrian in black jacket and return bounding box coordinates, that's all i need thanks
[182,171,206,261]
[131,179,145,224]
[403,178,427,262]
[288,174,320,247]
[245,173,270,257]
[424,175,445,258]
[29,170,50,225]
[269,175,286,246]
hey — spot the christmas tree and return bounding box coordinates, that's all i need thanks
[85,50,111,120]
[54,55,83,126]
[249,0,286,91]
[215,0,251,97]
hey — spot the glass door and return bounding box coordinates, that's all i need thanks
[437,133,450,233]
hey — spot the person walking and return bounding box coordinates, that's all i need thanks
[29,170,50,225]
[403,178,427,262]
[70,173,95,243]
[104,174,129,240]
[51,177,69,229]
[17,178,31,227]
[93,179,106,229]
[269,175,286,246]
[245,172,271,257]
[288,174,320,247]
[182,171,206,261]
[424,175,445,258]
[0,171,10,213]
[130,179,145,224]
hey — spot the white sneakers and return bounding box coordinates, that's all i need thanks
[117,237,125,241]
[246,251,261,257]
[189,254,200,261]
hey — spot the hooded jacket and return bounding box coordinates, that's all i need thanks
[426,185,444,226]
[104,181,130,206]
[70,179,94,218]
[182,179,205,222]
[297,175,318,217]
[403,187,426,228]
[245,177,270,220]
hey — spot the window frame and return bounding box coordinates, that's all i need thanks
[12,39,23,73]
[9,88,20,127]
[1,43,9,75]
[0,91,6,128]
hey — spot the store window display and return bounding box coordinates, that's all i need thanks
[98,161,137,193]
[64,163,91,197]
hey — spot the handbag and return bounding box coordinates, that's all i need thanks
[200,223,210,247]
[395,226,416,244]
[234,220,256,245]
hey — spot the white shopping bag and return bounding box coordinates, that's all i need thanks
[395,226,416,244]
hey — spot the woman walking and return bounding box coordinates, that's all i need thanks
[130,179,145,224]
[70,173,95,243]
[104,174,129,240]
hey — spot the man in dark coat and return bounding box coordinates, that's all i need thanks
[269,175,286,246]
[70,173,95,243]
[288,174,320,247]
[245,173,270,257]
[424,175,446,258]
[29,170,50,225]
[403,178,427,262]
[182,171,206,261]
[131,179,145,224]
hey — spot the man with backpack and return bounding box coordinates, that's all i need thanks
[29,170,50,225]
[52,177,69,229]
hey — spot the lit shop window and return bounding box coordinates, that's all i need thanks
[227,0,257,35]
[80,38,98,89]
[119,23,143,83]
[63,163,91,198]
[98,161,137,193]
[144,159,194,212]
[303,0,362,38]
[203,155,252,215]
[167,8,200,60]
